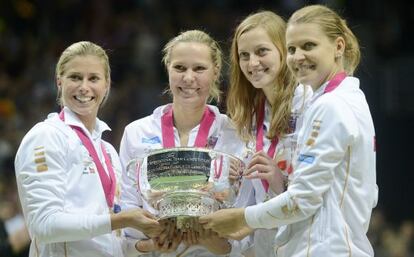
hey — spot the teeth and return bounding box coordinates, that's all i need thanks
[251,70,264,75]
[75,96,93,103]
[180,88,197,94]
[297,64,314,72]
[250,70,266,80]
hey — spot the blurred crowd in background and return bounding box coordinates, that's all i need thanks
[0,0,413,256]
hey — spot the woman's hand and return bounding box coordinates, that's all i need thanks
[244,150,286,194]
[226,226,254,240]
[111,208,162,238]
[228,159,243,184]
[182,220,231,255]
[136,218,182,253]
[199,208,249,237]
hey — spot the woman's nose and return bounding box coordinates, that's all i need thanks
[183,70,195,82]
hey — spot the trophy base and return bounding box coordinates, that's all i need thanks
[157,190,219,231]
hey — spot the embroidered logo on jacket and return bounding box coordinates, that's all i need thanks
[206,136,218,149]
[306,119,322,146]
[298,154,315,164]
[34,146,48,172]
[142,136,161,144]
[82,156,96,174]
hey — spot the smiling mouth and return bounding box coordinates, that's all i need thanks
[295,64,316,73]
[74,95,94,103]
[249,68,269,76]
[179,87,199,94]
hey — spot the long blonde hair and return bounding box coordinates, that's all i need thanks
[288,5,361,75]
[226,11,295,141]
[162,30,223,103]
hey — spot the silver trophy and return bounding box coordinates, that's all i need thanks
[126,147,244,230]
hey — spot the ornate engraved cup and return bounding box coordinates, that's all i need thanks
[126,147,244,230]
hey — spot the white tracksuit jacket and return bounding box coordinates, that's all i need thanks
[234,84,312,257]
[244,77,378,257]
[14,107,140,257]
[119,104,247,257]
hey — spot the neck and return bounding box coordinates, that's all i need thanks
[77,114,96,134]
[262,84,277,106]
[314,66,345,91]
[172,103,206,134]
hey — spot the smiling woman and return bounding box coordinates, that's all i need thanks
[14,41,163,257]
[210,10,313,257]
[57,55,109,132]
[119,30,245,256]
[199,5,377,257]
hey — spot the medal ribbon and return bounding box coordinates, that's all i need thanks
[161,105,216,148]
[59,111,116,208]
[214,155,223,179]
[161,105,221,178]
[324,72,347,93]
[256,99,279,193]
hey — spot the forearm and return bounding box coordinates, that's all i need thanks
[245,191,308,229]
[31,212,111,243]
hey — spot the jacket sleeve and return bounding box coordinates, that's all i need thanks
[245,95,358,229]
[119,125,149,243]
[14,124,111,243]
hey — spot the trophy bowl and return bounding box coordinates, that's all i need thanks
[126,147,245,230]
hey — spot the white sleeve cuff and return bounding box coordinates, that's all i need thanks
[245,192,290,229]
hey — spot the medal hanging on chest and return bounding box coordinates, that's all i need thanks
[59,110,117,210]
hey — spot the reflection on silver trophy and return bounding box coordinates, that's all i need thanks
[126,147,244,230]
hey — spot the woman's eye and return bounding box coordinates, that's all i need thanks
[287,46,295,55]
[256,48,268,56]
[90,76,100,82]
[303,42,316,50]
[239,52,249,60]
[173,65,186,72]
[69,75,81,81]
[194,66,207,72]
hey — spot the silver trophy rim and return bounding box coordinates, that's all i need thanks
[126,146,245,170]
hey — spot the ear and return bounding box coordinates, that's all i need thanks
[334,36,345,59]
[214,65,220,81]
[56,77,62,88]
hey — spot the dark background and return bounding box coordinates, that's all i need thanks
[0,0,413,255]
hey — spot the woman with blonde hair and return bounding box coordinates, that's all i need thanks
[15,41,163,257]
[120,30,241,256]
[201,5,377,257]
[211,10,312,257]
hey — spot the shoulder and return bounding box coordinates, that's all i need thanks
[311,92,350,119]
[21,119,68,146]
[307,90,359,137]
[218,114,236,132]
[15,120,70,167]
[124,115,153,132]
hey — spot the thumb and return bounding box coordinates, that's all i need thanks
[142,210,157,219]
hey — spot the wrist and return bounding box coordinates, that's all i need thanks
[111,211,130,231]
